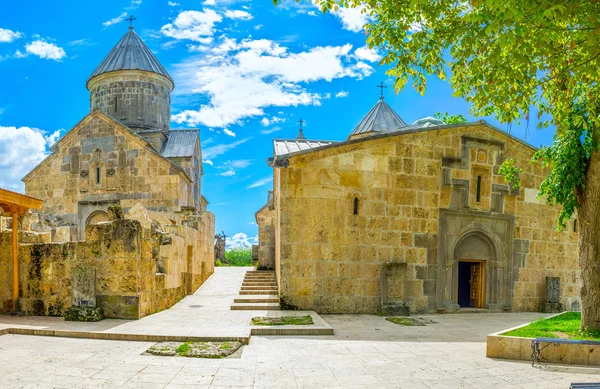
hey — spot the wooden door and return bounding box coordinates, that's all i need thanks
[469,262,484,308]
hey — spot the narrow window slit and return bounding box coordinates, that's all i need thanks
[574,219,578,233]
[476,176,481,203]
[353,198,359,215]
[96,166,101,185]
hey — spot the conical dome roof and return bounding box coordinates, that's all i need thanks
[348,97,407,139]
[87,27,173,87]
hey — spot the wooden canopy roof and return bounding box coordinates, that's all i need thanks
[0,188,43,215]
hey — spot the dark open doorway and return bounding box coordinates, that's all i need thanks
[458,261,484,308]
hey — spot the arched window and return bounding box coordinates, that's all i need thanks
[86,211,110,226]
[96,166,101,185]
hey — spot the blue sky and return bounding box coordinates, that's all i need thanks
[0,0,554,247]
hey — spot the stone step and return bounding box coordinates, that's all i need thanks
[240,290,275,295]
[246,271,275,274]
[234,295,280,303]
[244,275,276,278]
[241,286,277,290]
[230,303,281,310]
[242,282,278,287]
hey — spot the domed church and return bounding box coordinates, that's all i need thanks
[23,24,207,239]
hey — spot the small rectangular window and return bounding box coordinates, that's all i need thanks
[96,166,101,185]
[353,198,359,215]
[476,176,481,203]
[574,219,578,233]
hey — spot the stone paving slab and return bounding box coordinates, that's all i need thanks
[0,267,333,344]
[0,313,598,388]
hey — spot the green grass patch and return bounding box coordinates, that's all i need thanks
[175,342,190,354]
[502,312,600,340]
[386,317,435,326]
[223,247,253,267]
[252,315,314,326]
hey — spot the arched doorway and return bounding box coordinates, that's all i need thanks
[454,233,494,308]
[86,211,110,226]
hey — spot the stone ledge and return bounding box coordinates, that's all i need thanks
[0,327,251,345]
[486,312,600,366]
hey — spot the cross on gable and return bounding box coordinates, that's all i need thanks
[377,82,387,98]
[126,15,137,28]
[298,118,305,129]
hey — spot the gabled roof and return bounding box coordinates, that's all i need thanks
[22,110,191,183]
[273,139,339,157]
[87,27,173,87]
[270,121,538,165]
[162,130,199,158]
[348,97,407,138]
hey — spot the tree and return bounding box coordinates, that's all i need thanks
[277,0,600,330]
[434,112,467,124]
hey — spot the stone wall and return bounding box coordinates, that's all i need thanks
[273,124,579,314]
[256,205,276,270]
[88,70,173,134]
[0,216,214,319]
[23,112,195,238]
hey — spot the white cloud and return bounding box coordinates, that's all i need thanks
[226,232,258,249]
[161,10,222,42]
[331,4,370,32]
[214,202,228,206]
[223,128,236,137]
[354,45,381,62]
[224,10,253,20]
[127,0,142,10]
[0,28,23,43]
[307,11,318,16]
[25,40,66,61]
[260,116,285,127]
[202,138,251,159]
[204,0,216,5]
[14,50,26,58]
[220,168,235,176]
[168,1,180,6]
[247,176,273,189]
[103,12,127,27]
[0,126,58,191]
[172,37,373,128]
[203,159,213,166]
[260,126,281,135]
[335,91,349,98]
[254,24,263,30]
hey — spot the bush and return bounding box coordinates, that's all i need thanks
[224,247,253,266]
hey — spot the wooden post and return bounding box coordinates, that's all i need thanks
[11,212,18,312]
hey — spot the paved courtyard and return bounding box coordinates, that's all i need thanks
[0,311,599,388]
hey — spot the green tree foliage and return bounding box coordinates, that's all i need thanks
[434,112,467,124]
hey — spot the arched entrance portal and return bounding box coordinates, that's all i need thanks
[86,211,110,226]
[454,233,493,308]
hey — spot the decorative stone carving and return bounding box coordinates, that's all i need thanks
[543,277,563,313]
[381,262,410,316]
[80,170,89,178]
[106,168,115,177]
[214,231,228,264]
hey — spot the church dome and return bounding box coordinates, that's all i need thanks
[87,26,173,87]
[86,25,173,133]
[348,96,407,140]
[412,116,446,127]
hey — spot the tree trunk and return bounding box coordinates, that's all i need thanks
[577,150,600,331]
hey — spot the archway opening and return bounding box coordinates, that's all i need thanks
[87,211,110,226]
[454,233,493,309]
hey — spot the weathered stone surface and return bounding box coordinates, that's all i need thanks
[63,306,104,322]
[72,264,96,308]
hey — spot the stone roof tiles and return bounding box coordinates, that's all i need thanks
[88,27,173,85]
[348,97,407,138]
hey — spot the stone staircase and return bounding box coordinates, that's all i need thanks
[231,270,280,310]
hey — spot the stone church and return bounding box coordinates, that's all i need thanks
[23,25,206,236]
[0,25,215,318]
[257,94,580,315]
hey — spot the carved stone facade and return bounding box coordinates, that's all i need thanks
[261,122,579,314]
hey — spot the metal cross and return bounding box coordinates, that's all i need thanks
[126,15,137,28]
[377,82,387,98]
[298,118,305,129]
